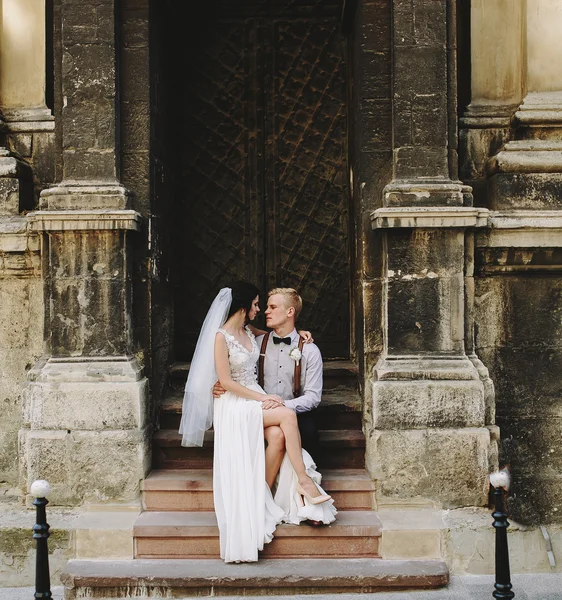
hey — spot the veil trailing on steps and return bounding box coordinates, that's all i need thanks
[179,287,232,447]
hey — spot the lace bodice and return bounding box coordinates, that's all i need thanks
[217,327,260,387]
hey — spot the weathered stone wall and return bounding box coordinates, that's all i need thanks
[0,224,42,497]
[349,0,391,376]
[461,0,562,525]
[475,258,562,524]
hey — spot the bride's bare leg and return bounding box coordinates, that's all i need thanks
[264,426,285,489]
[262,406,322,499]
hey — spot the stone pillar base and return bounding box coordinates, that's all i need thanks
[20,357,150,506]
[39,183,129,211]
[366,356,497,508]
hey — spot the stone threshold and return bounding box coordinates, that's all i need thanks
[60,558,449,597]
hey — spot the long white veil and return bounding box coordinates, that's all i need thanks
[179,287,232,447]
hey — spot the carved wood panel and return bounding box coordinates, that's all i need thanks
[175,2,349,359]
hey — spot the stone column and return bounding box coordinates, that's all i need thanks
[20,0,149,505]
[459,0,524,204]
[367,0,496,508]
[0,0,55,198]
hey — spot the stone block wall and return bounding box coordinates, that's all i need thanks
[0,223,42,497]
[475,267,562,524]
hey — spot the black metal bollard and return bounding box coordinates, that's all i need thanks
[31,480,52,600]
[490,471,514,600]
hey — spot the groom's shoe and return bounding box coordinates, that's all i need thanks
[306,519,324,527]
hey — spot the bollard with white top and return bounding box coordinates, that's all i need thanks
[30,480,52,600]
[490,469,515,600]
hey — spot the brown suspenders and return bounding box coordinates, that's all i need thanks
[293,336,305,398]
[258,333,305,398]
[258,332,270,389]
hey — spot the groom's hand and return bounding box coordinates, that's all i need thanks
[212,381,227,398]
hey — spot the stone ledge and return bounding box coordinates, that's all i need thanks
[28,209,141,232]
[2,107,54,125]
[374,355,481,381]
[492,141,562,173]
[372,207,489,229]
[461,103,518,129]
[27,356,145,383]
[60,557,449,596]
[515,91,562,126]
[39,183,130,211]
[477,210,562,248]
[382,180,467,207]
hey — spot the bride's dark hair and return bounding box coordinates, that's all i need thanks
[227,281,260,320]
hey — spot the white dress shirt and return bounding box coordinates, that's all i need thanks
[256,328,323,413]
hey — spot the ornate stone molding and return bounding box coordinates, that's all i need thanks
[460,103,517,129]
[477,210,562,248]
[515,91,562,127]
[374,355,482,382]
[2,108,55,133]
[27,356,145,384]
[383,181,466,207]
[28,209,141,232]
[371,206,489,229]
[491,141,562,173]
[40,183,130,211]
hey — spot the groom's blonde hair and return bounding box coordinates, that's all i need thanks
[268,287,302,319]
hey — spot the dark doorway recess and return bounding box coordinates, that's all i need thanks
[170,0,350,360]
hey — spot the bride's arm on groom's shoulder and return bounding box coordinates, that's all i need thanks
[247,324,267,338]
[214,332,281,403]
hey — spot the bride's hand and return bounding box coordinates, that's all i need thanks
[261,394,284,410]
[298,330,314,343]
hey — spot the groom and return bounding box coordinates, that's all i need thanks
[214,287,323,488]
[258,287,323,486]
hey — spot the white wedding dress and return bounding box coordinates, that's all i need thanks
[213,326,337,563]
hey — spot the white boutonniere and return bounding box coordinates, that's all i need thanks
[289,346,302,366]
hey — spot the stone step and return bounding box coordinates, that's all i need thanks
[159,393,362,430]
[142,468,376,512]
[133,510,382,559]
[60,557,449,597]
[153,429,366,470]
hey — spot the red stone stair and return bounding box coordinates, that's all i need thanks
[60,360,448,597]
[142,468,376,511]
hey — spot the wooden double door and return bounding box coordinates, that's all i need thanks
[174,0,350,359]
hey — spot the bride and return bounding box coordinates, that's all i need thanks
[179,282,336,563]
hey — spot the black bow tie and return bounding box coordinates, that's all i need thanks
[273,336,292,345]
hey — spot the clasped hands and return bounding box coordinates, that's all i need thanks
[212,382,284,410]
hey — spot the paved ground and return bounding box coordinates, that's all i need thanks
[2,574,561,599]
